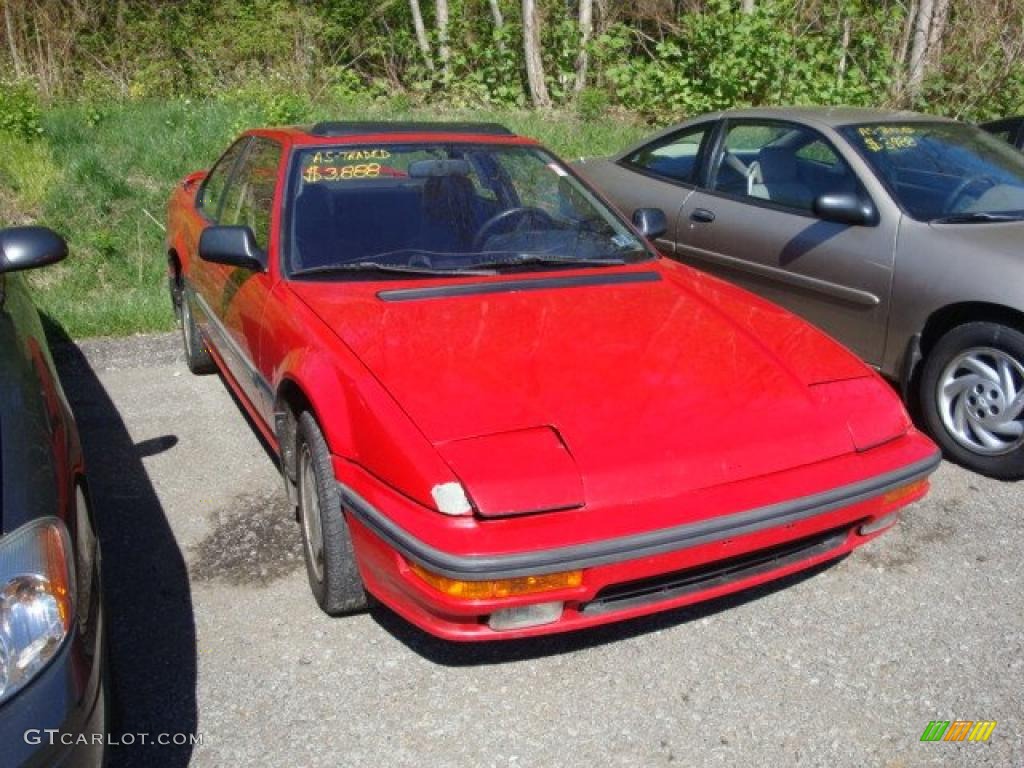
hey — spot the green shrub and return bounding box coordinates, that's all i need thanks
[597,0,900,121]
[223,81,313,138]
[0,80,44,140]
[576,87,610,121]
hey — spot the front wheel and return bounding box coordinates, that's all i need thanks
[920,321,1024,479]
[296,411,368,615]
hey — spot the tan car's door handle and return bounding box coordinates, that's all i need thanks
[690,208,716,223]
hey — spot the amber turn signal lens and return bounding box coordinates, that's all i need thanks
[409,562,583,600]
[881,478,928,506]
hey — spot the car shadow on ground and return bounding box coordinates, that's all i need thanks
[370,558,844,666]
[49,323,198,768]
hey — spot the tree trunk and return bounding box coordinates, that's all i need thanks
[522,0,551,107]
[435,0,450,78]
[4,2,23,79]
[408,0,434,69]
[488,0,504,29]
[926,0,951,67]
[741,0,755,13]
[574,0,593,94]
[907,0,935,98]
[837,15,851,87]
[595,0,609,29]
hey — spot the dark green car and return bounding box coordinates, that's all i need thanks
[0,227,107,766]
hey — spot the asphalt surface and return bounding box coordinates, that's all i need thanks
[54,332,1022,768]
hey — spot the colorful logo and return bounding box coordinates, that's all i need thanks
[920,720,997,742]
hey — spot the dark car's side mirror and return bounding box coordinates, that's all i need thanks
[632,208,668,239]
[0,226,68,275]
[199,226,265,271]
[813,194,877,226]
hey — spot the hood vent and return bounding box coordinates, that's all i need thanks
[377,271,661,302]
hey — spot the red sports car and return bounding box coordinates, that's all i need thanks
[166,121,939,641]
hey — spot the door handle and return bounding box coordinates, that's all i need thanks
[690,208,716,223]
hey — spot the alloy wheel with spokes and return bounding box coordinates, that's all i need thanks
[937,347,1024,455]
[921,321,1024,479]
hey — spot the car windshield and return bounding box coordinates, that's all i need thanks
[285,143,649,277]
[841,122,1024,222]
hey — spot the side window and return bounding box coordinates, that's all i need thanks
[711,121,858,214]
[795,140,841,167]
[198,139,249,221]
[219,138,282,255]
[622,124,710,184]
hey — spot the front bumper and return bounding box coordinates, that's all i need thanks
[338,431,940,641]
[0,613,107,768]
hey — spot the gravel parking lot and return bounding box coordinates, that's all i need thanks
[55,333,1022,768]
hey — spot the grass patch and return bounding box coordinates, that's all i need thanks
[1,99,646,338]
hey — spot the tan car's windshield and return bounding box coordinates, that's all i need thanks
[842,122,1024,222]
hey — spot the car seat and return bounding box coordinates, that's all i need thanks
[749,147,813,210]
[421,175,479,252]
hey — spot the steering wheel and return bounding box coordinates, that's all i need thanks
[472,206,555,250]
[944,175,996,212]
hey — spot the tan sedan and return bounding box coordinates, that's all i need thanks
[576,107,1024,479]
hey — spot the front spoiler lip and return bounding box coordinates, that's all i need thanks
[339,452,941,581]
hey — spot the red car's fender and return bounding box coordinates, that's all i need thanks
[264,281,460,511]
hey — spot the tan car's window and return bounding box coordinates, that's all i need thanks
[711,122,857,214]
[624,124,709,184]
[220,138,282,255]
[796,140,841,167]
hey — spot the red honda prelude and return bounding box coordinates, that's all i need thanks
[165,121,939,641]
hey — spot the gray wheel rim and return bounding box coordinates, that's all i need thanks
[299,445,325,583]
[937,346,1024,455]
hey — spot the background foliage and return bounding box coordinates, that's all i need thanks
[2,0,1022,120]
[0,0,1021,337]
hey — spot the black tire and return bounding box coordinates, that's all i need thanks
[180,291,216,375]
[920,321,1024,479]
[296,411,368,615]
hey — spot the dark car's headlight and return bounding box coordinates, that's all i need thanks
[0,518,74,705]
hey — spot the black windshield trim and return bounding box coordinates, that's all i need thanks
[377,270,661,302]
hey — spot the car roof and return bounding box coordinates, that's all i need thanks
[703,106,958,128]
[980,115,1024,127]
[249,121,537,147]
[611,106,961,160]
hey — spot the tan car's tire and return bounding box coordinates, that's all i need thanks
[921,321,1024,479]
[180,292,216,375]
[296,411,368,615]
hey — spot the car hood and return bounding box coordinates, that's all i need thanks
[290,265,905,512]
[928,218,1024,257]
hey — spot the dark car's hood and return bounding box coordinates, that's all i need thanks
[290,264,906,511]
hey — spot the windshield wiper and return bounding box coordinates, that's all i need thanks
[932,211,1024,224]
[291,262,497,278]
[465,253,628,270]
